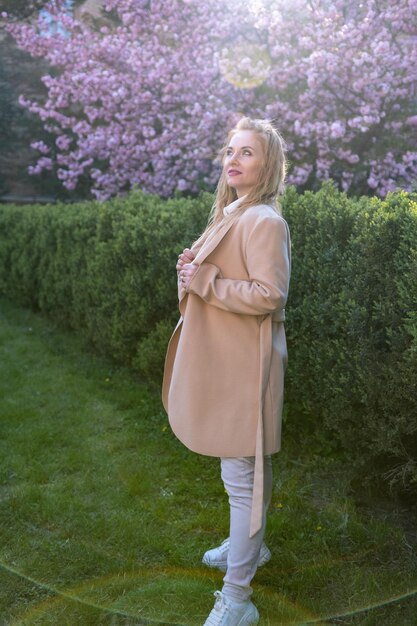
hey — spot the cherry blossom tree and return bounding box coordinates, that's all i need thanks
[3,0,417,199]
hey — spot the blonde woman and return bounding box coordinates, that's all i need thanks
[162,117,291,625]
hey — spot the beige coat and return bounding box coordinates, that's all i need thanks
[162,203,291,535]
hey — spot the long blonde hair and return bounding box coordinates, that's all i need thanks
[195,117,287,247]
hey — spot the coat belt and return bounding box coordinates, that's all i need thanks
[249,310,278,537]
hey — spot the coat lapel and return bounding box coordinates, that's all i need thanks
[193,216,237,266]
[178,214,238,310]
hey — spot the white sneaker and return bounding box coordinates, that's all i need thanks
[204,591,259,625]
[202,538,271,572]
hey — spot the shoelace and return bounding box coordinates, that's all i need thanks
[214,591,227,608]
[205,592,229,625]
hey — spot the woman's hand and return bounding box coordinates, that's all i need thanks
[177,248,198,291]
[176,248,195,272]
[179,262,199,290]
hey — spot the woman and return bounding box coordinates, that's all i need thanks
[162,117,291,625]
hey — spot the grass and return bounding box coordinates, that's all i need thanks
[0,297,416,626]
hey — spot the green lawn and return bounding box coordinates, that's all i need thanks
[0,297,416,626]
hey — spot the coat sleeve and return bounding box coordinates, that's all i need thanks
[187,216,290,315]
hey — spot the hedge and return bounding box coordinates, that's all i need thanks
[0,183,416,494]
[282,185,417,493]
[0,191,209,379]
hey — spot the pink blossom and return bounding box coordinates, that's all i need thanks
[31,140,51,154]
[56,135,72,150]
[29,157,53,174]
[330,121,345,139]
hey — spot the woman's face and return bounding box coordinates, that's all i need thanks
[224,130,264,198]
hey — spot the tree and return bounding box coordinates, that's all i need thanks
[3,0,417,199]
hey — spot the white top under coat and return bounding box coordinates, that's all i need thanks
[223,195,248,216]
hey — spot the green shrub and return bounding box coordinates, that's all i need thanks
[283,183,417,493]
[339,192,417,489]
[0,190,210,375]
[281,183,360,426]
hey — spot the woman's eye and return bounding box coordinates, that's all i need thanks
[225,148,252,157]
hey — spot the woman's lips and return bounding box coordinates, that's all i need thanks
[228,169,242,176]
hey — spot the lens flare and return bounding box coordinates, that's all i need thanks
[3,558,417,626]
[219,42,271,89]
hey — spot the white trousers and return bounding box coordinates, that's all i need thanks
[220,456,273,601]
